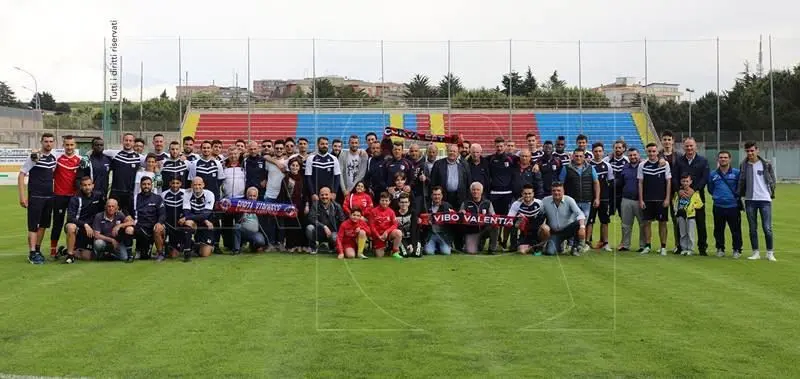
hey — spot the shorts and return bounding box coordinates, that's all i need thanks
[165,223,185,249]
[589,201,611,225]
[27,196,53,232]
[194,225,214,246]
[65,223,93,250]
[643,201,669,222]
[339,243,357,252]
[371,232,388,250]
[519,220,544,246]
[489,193,514,215]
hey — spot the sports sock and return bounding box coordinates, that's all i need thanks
[356,235,366,255]
[35,244,41,252]
[661,243,666,248]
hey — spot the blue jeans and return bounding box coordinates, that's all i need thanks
[234,225,267,252]
[577,202,592,219]
[94,238,130,261]
[744,200,773,251]
[545,221,580,255]
[424,233,452,255]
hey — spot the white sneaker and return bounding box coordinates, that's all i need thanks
[732,251,742,259]
[716,249,725,258]
[659,247,667,256]
[603,244,613,252]
[638,246,651,255]
[581,244,590,253]
[766,251,777,262]
[684,250,694,256]
[747,251,761,260]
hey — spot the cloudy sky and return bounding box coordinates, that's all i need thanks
[1,0,798,102]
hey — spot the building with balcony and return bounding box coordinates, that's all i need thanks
[593,77,682,107]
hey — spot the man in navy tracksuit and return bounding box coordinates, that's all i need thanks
[673,137,710,255]
[487,137,519,250]
[708,150,742,258]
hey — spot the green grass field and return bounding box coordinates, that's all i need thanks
[0,186,797,378]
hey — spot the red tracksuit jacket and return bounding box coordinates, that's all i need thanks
[367,206,398,238]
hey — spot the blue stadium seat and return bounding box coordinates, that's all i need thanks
[535,112,645,152]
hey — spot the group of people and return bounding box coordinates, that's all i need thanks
[17,127,777,265]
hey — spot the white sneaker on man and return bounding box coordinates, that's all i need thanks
[683,250,693,256]
[732,251,742,259]
[603,244,613,252]
[659,247,667,256]
[747,251,761,260]
[766,251,777,262]
[581,244,590,253]
[716,249,725,258]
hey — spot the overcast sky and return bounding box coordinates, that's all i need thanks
[1,0,798,102]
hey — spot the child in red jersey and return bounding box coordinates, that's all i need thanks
[367,192,403,259]
[336,207,371,259]
[343,181,373,217]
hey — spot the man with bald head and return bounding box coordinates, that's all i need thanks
[91,198,136,261]
[181,177,216,261]
[244,141,268,199]
[674,137,710,255]
[431,144,471,251]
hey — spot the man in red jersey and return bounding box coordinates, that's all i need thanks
[51,135,81,258]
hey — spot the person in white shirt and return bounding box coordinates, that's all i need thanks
[134,154,161,210]
[738,141,777,261]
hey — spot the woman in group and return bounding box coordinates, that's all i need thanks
[279,158,309,253]
[343,181,373,217]
[221,146,246,250]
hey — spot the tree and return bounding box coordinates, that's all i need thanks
[519,66,538,96]
[336,85,368,99]
[404,74,437,98]
[547,70,566,90]
[309,78,337,98]
[0,81,18,107]
[30,91,57,111]
[437,73,464,98]
[501,71,522,95]
[159,89,169,100]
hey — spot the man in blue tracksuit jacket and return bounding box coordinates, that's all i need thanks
[707,150,742,257]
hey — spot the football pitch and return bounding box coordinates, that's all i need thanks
[0,186,797,377]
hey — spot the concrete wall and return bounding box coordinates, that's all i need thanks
[0,129,180,149]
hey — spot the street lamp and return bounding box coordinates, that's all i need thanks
[686,88,695,136]
[14,66,40,110]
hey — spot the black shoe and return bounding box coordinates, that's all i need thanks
[57,246,67,258]
[64,255,76,264]
[231,250,240,256]
[487,250,496,255]
[618,247,629,252]
[182,249,192,262]
[213,245,222,255]
[125,255,135,263]
[698,251,708,256]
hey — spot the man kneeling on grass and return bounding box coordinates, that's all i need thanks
[63,176,104,263]
[133,176,167,262]
[181,177,216,262]
[306,186,346,254]
[92,198,135,260]
[459,182,498,255]
[233,187,268,254]
[336,207,370,259]
[508,184,549,255]
[540,182,586,256]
